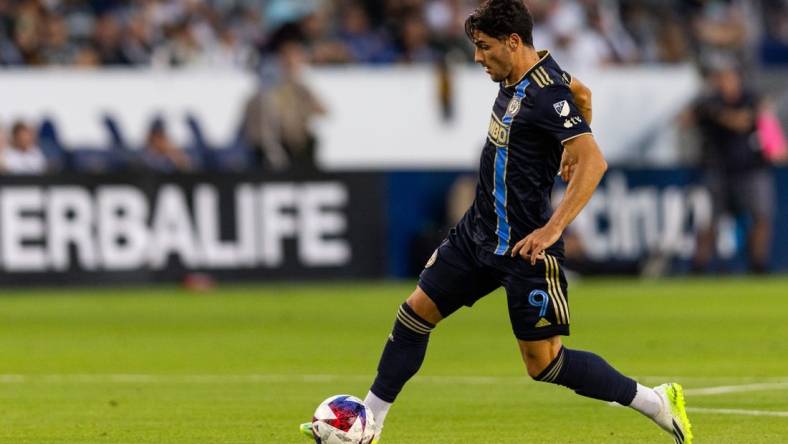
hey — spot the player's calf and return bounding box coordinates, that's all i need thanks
[365,299,436,436]
[527,345,691,441]
[529,346,637,405]
[369,301,436,402]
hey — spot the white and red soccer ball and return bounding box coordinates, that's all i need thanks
[311,395,376,444]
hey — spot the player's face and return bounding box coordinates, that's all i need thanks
[472,31,513,82]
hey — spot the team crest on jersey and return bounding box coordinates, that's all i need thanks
[506,97,521,116]
[553,100,570,117]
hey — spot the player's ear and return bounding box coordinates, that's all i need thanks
[508,34,519,51]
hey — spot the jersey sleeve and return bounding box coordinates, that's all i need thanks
[531,84,592,145]
[561,70,572,85]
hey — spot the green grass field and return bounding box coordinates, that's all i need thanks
[1,277,787,443]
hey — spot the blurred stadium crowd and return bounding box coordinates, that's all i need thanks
[0,0,785,276]
[0,0,786,175]
[1,0,787,69]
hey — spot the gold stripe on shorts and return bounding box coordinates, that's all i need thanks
[546,255,569,324]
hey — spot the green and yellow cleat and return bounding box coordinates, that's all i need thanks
[653,383,693,444]
[300,422,315,439]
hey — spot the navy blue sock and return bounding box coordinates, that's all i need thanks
[534,347,637,405]
[369,303,435,403]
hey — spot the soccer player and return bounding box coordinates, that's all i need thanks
[302,0,692,442]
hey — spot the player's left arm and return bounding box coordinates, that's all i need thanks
[511,133,607,264]
[568,76,592,124]
[560,77,592,181]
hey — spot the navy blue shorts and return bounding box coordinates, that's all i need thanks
[418,228,569,341]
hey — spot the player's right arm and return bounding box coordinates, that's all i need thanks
[512,133,607,264]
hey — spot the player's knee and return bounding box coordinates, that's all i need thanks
[390,299,436,344]
[405,288,443,326]
[525,354,551,379]
[519,339,562,379]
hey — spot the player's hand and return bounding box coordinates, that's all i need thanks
[559,150,577,182]
[511,224,563,265]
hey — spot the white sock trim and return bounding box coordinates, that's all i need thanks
[628,384,662,418]
[364,391,392,430]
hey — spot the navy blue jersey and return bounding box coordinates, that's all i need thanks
[458,51,592,259]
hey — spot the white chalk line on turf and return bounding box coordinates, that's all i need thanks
[684,382,788,396]
[687,407,788,418]
[4,374,788,417]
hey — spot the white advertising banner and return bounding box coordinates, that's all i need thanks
[0,65,700,168]
[0,69,257,149]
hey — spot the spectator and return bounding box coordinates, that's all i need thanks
[205,25,253,68]
[683,0,751,68]
[0,32,23,65]
[233,6,266,45]
[0,121,48,174]
[541,1,616,71]
[585,2,639,64]
[41,14,78,65]
[691,66,776,273]
[0,1,21,64]
[138,120,193,173]
[760,0,788,64]
[300,6,353,64]
[654,8,691,63]
[73,45,100,67]
[242,23,327,172]
[337,3,397,64]
[152,20,203,67]
[398,12,438,63]
[11,0,45,65]
[120,11,155,65]
[92,12,129,65]
[425,0,475,61]
[0,0,776,69]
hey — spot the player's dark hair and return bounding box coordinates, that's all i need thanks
[464,0,534,47]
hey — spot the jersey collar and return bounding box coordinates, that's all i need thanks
[504,49,551,88]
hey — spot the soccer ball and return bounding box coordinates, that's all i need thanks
[310,395,376,444]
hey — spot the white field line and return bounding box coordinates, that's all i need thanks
[687,407,788,417]
[685,382,788,396]
[3,374,788,418]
